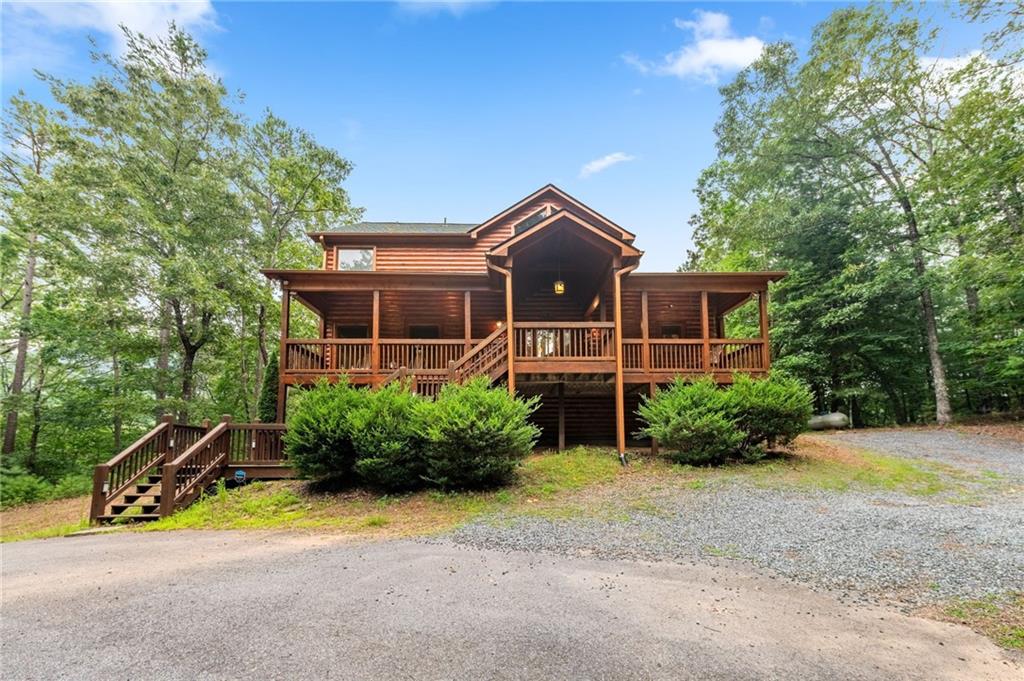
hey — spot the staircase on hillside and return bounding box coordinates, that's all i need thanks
[90,418,288,525]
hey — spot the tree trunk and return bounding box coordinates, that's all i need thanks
[112,349,122,451]
[2,231,37,456]
[180,347,197,424]
[899,198,952,425]
[27,359,45,473]
[155,299,170,418]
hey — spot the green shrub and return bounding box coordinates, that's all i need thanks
[729,373,813,454]
[0,468,53,508]
[350,381,429,491]
[636,373,813,465]
[283,378,362,481]
[51,474,93,500]
[637,377,743,465]
[257,351,280,423]
[421,377,540,489]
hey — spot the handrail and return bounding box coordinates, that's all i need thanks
[160,421,231,516]
[450,325,506,374]
[90,420,172,522]
[512,321,615,329]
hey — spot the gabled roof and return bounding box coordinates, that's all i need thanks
[469,184,636,241]
[487,209,642,259]
[316,221,475,235]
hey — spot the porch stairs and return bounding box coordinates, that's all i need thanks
[90,418,288,525]
[383,325,509,397]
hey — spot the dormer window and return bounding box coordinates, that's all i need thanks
[336,248,374,271]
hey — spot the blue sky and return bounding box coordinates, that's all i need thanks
[1,2,989,271]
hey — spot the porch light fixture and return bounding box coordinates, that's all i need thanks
[553,279,566,296]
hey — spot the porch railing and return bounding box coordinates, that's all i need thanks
[513,322,615,360]
[622,338,766,373]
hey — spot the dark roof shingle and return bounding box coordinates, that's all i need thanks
[324,221,476,234]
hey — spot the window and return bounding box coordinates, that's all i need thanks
[408,325,441,339]
[336,248,374,271]
[660,324,683,339]
[336,324,368,339]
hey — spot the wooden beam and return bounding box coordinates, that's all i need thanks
[648,381,659,455]
[371,290,380,374]
[557,382,565,452]
[700,290,711,373]
[464,290,472,352]
[276,288,291,422]
[613,261,636,456]
[640,289,650,372]
[759,289,770,371]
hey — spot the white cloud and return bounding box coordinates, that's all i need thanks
[624,10,764,84]
[579,152,636,179]
[2,1,218,76]
[394,1,493,19]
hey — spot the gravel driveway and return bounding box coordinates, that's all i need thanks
[450,430,1024,608]
[2,532,1016,680]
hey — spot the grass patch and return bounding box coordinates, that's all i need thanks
[721,436,953,496]
[933,593,1024,651]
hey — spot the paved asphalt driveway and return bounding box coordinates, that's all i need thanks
[2,531,1017,680]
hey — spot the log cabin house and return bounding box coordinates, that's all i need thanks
[263,185,785,454]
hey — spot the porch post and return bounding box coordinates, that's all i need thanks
[613,260,626,456]
[371,290,380,375]
[700,290,711,374]
[505,256,516,394]
[276,286,291,422]
[759,289,770,372]
[463,290,472,352]
[557,382,566,452]
[640,289,650,373]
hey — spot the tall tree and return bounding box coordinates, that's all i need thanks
[47,25,248,422]
[0,97,67,455]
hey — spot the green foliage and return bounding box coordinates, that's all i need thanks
[0,467,92,509]
[687,3,1024,424]
[637,378,743,465]
[637,374,813,465]
[349,381,428,491]
[729,373,814,456]
[283,379,362,482]
[421,378,541,489]
[257,352,280,423]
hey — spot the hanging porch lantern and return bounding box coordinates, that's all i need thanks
[553,279,566,295]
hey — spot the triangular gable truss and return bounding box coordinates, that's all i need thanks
[486,209,642,259]
[469,184,636,242]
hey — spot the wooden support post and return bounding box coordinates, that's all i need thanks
[640,289,650,372]
[463,290,472,352]
[700,290,711,374]
[276,287,291,422]
[159,462,177,518]
[613,260,635,458]
[504,258,516,394]
[160,413,175,460]
[759,289,771,372]
[89,464,110,524]
[557,382,566,452]
[371,290,380,374]
[648,382,659,455]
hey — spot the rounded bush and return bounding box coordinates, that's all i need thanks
[421,377,540,489]
[283,378,362,482]
[637,377,741,465]
[349,381,429,491]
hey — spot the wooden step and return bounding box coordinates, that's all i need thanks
[96,513,161,523]
[111,502,160,515]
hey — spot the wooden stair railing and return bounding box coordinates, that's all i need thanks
[90,415,207,523]
[449,326,508,383]
[376,327,509,399]
[91,416,289,524]
[160,418,233,518]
